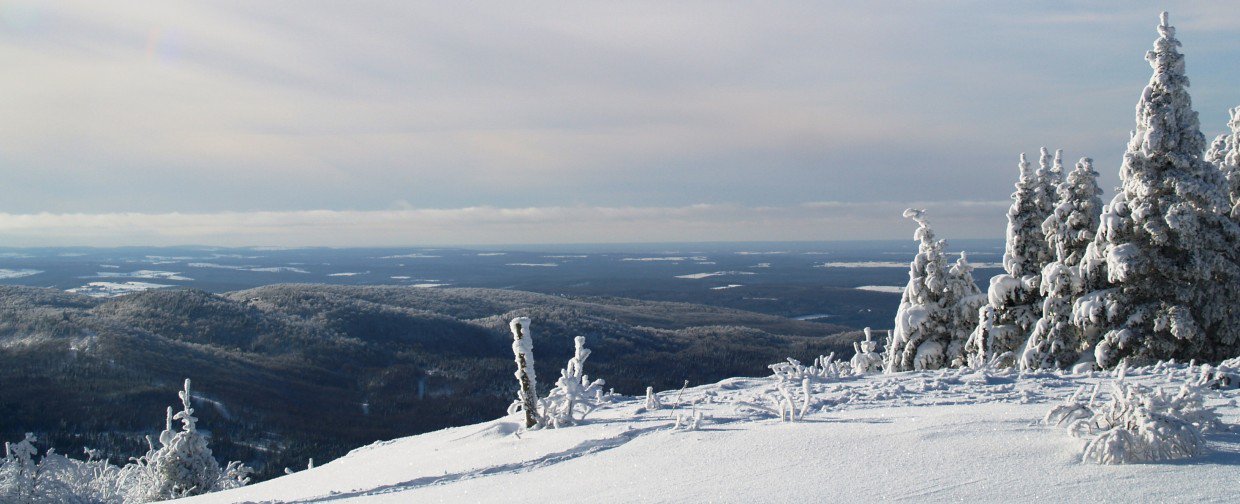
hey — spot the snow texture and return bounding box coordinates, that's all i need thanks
[180,362,1240,503]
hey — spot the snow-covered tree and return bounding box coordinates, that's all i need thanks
[886,209,963,372]
[1044,157,1103,268]
[508,317,542,428]
[1037,147,1064,222]
[1075,12,1240,368]
[976,152,1056,366]
[542,336,606,427]
[1206,106,1240,215]
[0,433,41,503]
[1022,157,1104,370]
[850,327,883,374]
[145,379,225,499]
[1021,262,1086,370]
[945,253,986,367]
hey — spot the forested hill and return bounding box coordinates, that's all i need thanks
[0,284,855,481]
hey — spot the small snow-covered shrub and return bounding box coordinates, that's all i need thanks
[769,353,852,382]
[644,387,662,411]
[1046,379,1223,464]
[1195,357,1240,389]
[850,328,884,374]
[0,379,251,504]
[542,336,607,428]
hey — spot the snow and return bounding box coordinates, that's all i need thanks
[621,256,707,262]
[378,254,442,259]
[67,282,173,297]
[93,270,192,281]
[675,271,756,279]
[409,283,448,288]
[855,285,903,293]
[506,263,558,267]
[181,365,1240,503]
[710,284,743,290]
[248,267,310,274]
[188,263,310,274]
[0,268,42,279]
[327,272,368,277]
[816,261,908,268]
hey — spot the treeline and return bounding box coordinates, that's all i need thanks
[887,13,1240,372]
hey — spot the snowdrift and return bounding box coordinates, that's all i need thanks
[181,365,1240,503]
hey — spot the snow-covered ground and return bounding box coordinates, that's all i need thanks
[67,281,173,297]
[0,268,42,279]
[181,365,1240,503]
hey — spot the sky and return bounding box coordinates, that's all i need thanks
[1,1,1238,247]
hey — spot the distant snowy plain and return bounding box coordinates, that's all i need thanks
[181,365,1240,503]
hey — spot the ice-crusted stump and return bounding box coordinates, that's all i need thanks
[508,317,542,428]
[1046,377,1224,464]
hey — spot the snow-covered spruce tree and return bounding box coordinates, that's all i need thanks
[1022,157,1105,370]
[1037,147,1064,221]
[886,209,976,371]
[945,253,985,367]
[1206,106,1240,215]
[0,433,41,503]
[508,317,542,428]
[542,336,606,427]
[1044,157,1103,268]
[141,379,250,500]
[1074,12,1240,368]
[976,152,1056,366]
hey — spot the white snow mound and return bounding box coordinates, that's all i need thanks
[179,366,1240,503]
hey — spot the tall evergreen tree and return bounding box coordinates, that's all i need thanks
[1021,157,1104,369]
[975,152,1052,365]
[1075,12,1240,368]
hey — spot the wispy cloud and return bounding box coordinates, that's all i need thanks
[0,201,1007,247]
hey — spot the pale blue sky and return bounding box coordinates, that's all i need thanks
[0,1,1237,246]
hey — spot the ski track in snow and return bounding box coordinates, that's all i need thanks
[290,424,667,503]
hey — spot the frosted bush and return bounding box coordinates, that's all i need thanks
[769,353,851,382]
[0,379,251,503]
[542,336,607,428]
[644,387,663,410]
[1046,378,1223,464]
[849,328,884,374]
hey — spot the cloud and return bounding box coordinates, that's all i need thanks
[0,2,1234,245]
[0,201,1007,247]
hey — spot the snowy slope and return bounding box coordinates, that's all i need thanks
[182,366,1240,503]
